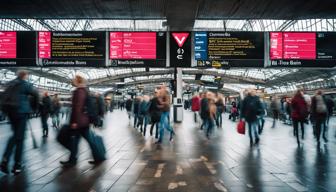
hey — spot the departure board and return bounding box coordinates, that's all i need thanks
[108,32,166,67]
[0,31,36,67]
[38,31,105,67]
[195,32,264,68]
[270,32,336,67]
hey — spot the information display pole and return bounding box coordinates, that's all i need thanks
[173,67,183,123]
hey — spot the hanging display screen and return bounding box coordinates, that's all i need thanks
[38,31,105,67]
[195,32,264,68]
[269,32,336,67]
[108,32,166,67]
[0,31,36,67]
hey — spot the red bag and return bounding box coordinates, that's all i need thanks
[237,120,245,134]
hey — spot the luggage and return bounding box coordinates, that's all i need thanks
[57,125,73,150]
[90,129,107,161]
[237,120,246,135]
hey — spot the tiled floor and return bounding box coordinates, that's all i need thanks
[0,110,335,192]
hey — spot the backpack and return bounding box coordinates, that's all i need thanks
[316,96,327,114]
[84,90,104,126]
[1,79,21,114]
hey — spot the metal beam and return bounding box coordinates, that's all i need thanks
[11,19,34,30]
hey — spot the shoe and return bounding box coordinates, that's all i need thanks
[88,159,105,165]
[12,164,23,175]
[60,160,76,167]
[169,131,175,141]
[155,140,162,144]
[0,161,9,174]
[255,138,260,144]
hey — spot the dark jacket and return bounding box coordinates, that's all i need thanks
[200,98,209,119]
[125,99,132,111]
[148,97,162,122]
[291,95,308,121]
[241,95,263,122]
[139,101,150,115]
[70,87,89,129]
[41,96,52,115]
[133,99,140,114]
[325,97,334,116]
[4,78,39,114]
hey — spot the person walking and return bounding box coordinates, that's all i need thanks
[291,90,309,146]
[241,89,263,146]
[270,96,280,128]
[125,98,133,120]
[41,92,52,137]
[51,94,61,129]
[311,90,328,144]
[200,92,209,130]
[0,70,39,174]
[206,92,217,139]
[60,75,105,167]
[133,96,141,129]
[148,91,162,138]
[157,86,175,143]
[191,94,201,123]
[139,95,150,135]
[215,94,225,128]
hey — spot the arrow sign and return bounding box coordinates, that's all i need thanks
[172,33,189,47]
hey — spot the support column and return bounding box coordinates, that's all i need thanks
[173,67,183,123]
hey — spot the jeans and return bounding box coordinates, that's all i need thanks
[158,111,173,142]
[216,112,222,127]
[69,128,101,162]
[52,113,60,128]
[258,116,265,133]
[150,121,159,138]
[139,115,149,135]
[247,120,259,144]
[133,113,139,128]
[315,117,327,142]
[293,120,305,145]
[2,112,29,165]
[207,118,214,137]
[41,114,49,135]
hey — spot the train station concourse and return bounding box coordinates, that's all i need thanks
[1,0,336,192]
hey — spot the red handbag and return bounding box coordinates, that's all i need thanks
[237,120,246,135]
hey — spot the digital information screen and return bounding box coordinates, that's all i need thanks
[38,31,105,67]
[108,32,166,67]
[0,31,36,67]
[195,32,264,68]
[269,32,336,67]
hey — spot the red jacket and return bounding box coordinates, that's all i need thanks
[70,87,89,129]
[191,96,200,112]
[291,95,308,121]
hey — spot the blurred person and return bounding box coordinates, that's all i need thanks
[60,75,105,167]
[258,99,267,134]
[270,96,280,128]
[41,92,52,137]
[215,94,225,128]
[148,90,162,138]
[311,90,328,144]
[139,95,150,135]
[133,96,141,129]
[241,89,263,146]
[324,95,334,130]
[125,98,133,120]
[191,93,201,123]
[285,98,292,125]
[0,70,39,174]
[206,92,217,138]
[230,101,239,121]
[291,90,309,146]
[200,92,209,130]
[51,94,61,129]
[157,87,175,143]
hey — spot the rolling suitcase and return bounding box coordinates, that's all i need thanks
[90,129,107,161]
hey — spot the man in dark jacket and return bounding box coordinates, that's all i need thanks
[133,97,141,128]
[41,92,52,137]
[1,70,39,174]
[311,90,328,144]
[148,92,162,138]
[125,98,133,119]
[241,89,263,146]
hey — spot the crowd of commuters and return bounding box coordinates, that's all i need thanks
[126,85,175,143]
[0,70,335,176]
